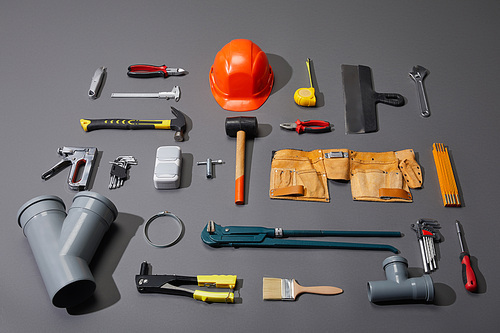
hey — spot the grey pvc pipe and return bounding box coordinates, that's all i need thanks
[367,256,434,303]
[17,192,118,308]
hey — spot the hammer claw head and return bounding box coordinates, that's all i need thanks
[170,107,186,141]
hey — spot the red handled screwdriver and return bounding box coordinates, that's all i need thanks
[455,221,478,292]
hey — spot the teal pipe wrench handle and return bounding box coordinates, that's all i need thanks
[201,222,400,253]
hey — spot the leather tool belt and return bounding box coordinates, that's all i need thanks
[269,148,422,203]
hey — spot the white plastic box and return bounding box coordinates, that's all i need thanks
[153,146,182,189]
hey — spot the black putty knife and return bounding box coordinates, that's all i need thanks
[342,65,405,134]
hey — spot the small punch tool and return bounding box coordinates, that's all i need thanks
[41,146,98,190]
[135,262,237,303]
[127,64,188,78]
[280,119,332,134]
[201,221,402,253]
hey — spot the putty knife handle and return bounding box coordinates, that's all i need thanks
[375,93,405,107]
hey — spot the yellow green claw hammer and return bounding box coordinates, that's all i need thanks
[135,261,237,303]
[80,106,187,142]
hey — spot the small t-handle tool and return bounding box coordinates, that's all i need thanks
[294,58,316,107]
[80,106,187,142]
[197,158,224,179]
[127,64,188,78]
[409,65,430,117]
[41,146,98,190]
[455,221,478,292]
[280,119,332,134]
[135,261,237,303]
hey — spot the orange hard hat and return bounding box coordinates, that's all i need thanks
[209,39,274,111]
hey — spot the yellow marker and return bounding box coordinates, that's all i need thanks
[294,58,316,107]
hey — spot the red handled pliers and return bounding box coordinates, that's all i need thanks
[280,119,332,134]
[127,64,188,78]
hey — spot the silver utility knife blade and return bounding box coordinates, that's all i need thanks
[88,67,106,99]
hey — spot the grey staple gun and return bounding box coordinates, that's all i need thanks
[41,147,98,190]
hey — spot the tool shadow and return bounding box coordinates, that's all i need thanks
[67,213,144,315]
[266,53,292,96]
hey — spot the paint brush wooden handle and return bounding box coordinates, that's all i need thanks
[294,280,343,296]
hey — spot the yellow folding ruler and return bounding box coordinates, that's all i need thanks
[432,143,461,207]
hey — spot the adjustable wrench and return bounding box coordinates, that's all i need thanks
[409,65,430,117]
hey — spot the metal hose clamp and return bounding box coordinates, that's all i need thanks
[143,211,185,248]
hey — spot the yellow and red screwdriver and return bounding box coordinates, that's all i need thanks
[455,221,478,292]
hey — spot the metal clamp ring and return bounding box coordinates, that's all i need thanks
[143,211,185,248]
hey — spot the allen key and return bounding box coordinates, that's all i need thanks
[410,219,441,273]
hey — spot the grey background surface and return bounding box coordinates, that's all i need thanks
[1,0,499,331]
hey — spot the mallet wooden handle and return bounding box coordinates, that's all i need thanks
[225,116,258,205]
[235,130,246,205]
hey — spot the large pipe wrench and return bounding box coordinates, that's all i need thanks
[80,106,187,142]
[201,221,401,253]
[41,146,98,190]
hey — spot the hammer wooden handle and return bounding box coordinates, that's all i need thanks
[235,130,246,205]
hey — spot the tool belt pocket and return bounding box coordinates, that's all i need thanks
[269,150,328,202]
[399,158,422,188]
[323,149,350,180]
[350,152,413,202]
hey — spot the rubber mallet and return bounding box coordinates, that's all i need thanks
[225,116,258,205]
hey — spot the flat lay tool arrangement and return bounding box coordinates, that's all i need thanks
[17,38,480,311]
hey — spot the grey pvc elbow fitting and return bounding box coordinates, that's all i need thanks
[17,192,118,308]
[367,256,434,303]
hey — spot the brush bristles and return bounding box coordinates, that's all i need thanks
[263,277,294,300]
[262,278,283,300]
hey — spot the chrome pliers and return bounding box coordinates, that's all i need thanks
[127,64,188,78]
[280,119,332,134]
[135,261,237,303]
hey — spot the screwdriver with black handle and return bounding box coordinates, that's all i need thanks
[455,221,478,292]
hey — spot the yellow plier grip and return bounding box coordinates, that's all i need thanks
[194,275,236,303]
[193,290,235,303]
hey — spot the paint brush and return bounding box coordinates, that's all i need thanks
[262,277,343,301]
